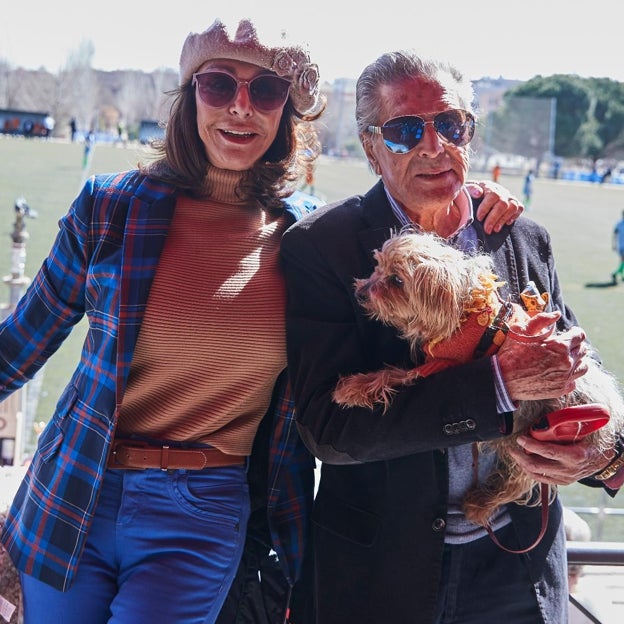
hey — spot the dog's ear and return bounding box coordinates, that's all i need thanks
[399,260,467,344]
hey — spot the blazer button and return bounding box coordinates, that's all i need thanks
[432,518,446,532]
[443,423,458,435]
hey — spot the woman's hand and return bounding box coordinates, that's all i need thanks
[467,180,524,234]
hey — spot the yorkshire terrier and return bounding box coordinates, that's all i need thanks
[333,229,624,529]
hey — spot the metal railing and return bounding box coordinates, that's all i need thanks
[566,540,624,624]
[567,540,624,566]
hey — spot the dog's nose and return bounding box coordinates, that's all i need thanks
[355,289,369,304]
[354,281,371,303]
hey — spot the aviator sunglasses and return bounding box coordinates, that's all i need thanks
[368,109,476,154]
[192,69,291,113]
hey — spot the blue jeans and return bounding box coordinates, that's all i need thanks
[21,466,250,624]
[434,523,545,624]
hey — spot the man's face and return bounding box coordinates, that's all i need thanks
[364,76,470,221]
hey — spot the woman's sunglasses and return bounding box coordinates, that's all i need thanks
[192,70,291,114]
[368,110,476,154]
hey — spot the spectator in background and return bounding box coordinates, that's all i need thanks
[492,162,501,182]
[69,117,77,142]
[82,129,95,168]
[22,120,33,137]
[612,209,624,284]
[564,507,607,624]
[303,161,316,194]
[116,120,128,147]
[600,167,612,184]
[523,168,535,207]
[43,114,55,139]
[564,507,591,594]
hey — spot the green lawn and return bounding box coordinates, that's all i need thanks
[1,138,623,538]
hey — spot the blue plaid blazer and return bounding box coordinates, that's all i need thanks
[0,170,318,591]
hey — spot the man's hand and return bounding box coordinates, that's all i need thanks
[467,181,524,234]
[507,434,617,485]
[497,312,588,401]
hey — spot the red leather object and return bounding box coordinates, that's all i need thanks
[530,404,610,443]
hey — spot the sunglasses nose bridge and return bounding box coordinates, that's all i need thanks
[414,119,446,153]
[228,79,255,114]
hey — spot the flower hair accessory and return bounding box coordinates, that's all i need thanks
[179,18,321,115]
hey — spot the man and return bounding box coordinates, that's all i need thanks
[281,51,624,623]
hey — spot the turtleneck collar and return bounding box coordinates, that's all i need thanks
[203,166,248,205]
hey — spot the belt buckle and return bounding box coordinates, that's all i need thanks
[109,441,125,467]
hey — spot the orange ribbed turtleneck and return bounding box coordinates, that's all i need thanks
[117,167,288,455]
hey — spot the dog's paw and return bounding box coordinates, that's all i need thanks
[333,368,413,411]
[333,372,401,411]
[333,373,386,409]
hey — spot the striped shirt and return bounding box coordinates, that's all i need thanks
[118,168,288,454]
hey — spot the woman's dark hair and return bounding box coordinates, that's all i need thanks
[141,81,323,211]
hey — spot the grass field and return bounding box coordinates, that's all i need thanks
[1,137,623,538]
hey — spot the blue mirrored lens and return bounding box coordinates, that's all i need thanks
[379,111,474,153]
[381,117,425,153]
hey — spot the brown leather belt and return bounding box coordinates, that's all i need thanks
[108,441,245,471]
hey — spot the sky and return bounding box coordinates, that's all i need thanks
[1,0,621,84]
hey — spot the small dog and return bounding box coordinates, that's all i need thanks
[333,229,624,528]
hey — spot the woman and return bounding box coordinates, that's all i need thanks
[1,18,323,624]
[0,19,522,624]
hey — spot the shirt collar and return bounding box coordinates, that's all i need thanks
[384,185,474,242]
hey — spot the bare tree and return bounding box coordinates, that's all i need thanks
[0,60,33,110]
[59,40,99,134]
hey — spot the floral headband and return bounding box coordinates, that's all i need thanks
[179,18,321,115]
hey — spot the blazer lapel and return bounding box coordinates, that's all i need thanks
[472,217,520,301]
[116,180,177,402]
[358,180,404,256]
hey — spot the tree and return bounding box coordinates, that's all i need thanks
[588,77,624,158]
[502,75,624,160]
[59,39,98,134]
[0,59,17,109]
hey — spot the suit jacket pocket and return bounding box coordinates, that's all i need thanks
[312,492,380,547]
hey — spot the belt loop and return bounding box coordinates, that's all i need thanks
[160,444,170,471]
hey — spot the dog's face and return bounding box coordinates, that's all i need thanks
[355,231,497,345]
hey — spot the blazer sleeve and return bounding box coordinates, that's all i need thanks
[0,178,92,397]
[281,206,505,465]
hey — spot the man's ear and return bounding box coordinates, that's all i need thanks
[362,136,381,176]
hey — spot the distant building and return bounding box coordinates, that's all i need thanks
[317,78,359,157]
[138,119,165,144]
[0,109,53,138]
